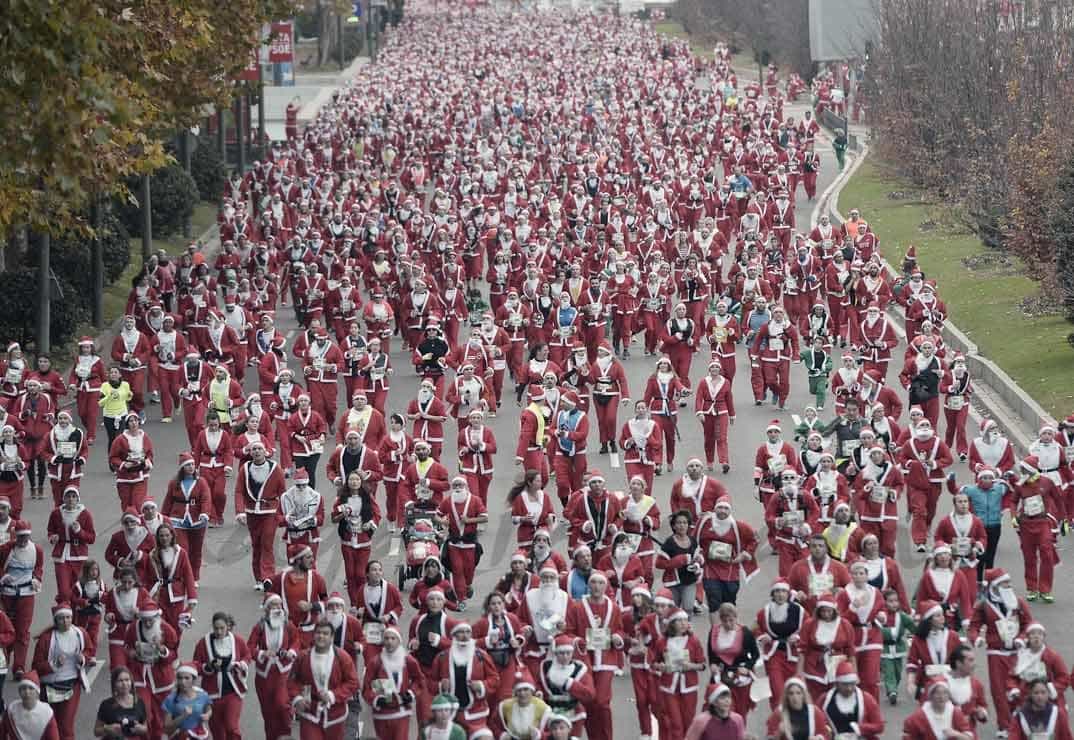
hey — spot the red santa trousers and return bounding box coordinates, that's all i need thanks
[655,415,678,466]
[584,671,615,740]
[175,527,207,580]
[553,453,586,506]
[987,653,1017,732]
[630,669,654,736]
[246,512,278,583]
[275,420,294,471]
[299,719,345,740]
[700,415,730,467]
[121,369,146,413]
[47,683,81,740]
[53,561,80,604]
[855,648,881,701]
[154,367,181,420]
[446,542,477,600]
[1018,519,1057,593]
[308,381,338,430]
[521,450,549,488]
[116,481,148,513]
[593,400,618,445]
[75,390,101,444]
[943,406,970,457]
[208,693,243,740]
[342,546,371,606]
[74,610,101,657]
[760,360,791,407]
[660,690,696,740]
[372,717,410,740]
[182,398,205,447]
[764,652,797,710]
[256,672,293,740]
[203,467,228,525]
[2,595,33,673]
[908,483,940,545]
[0,480,24,519]
[624,463,655,494]
[463,472,492,507]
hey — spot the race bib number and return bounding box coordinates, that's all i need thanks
[371,678,395,697]
[767,455,787,474]
[708,541,733,562]
[586,627,611,651]
[780,510,804,529]
[869,486,889,504]
[948,395,964,410]
[1023,495,1045,517]
[624,533,643,553]
[647,298,661,310]
[925,664,951,678]
[310,440,324,455]
[4,369,21,385]
[953,536,972,557]
[768,337,784,352]
[0,462,17,473]
[58,441,78,457]
[411,542,429,561]
[363,622,385,646]
[809,572,834,596]
[713,328,728,343]
[842,439,862,458]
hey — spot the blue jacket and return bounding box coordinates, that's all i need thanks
[961,482,1007,527]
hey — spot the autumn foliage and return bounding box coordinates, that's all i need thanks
[0,0,295,235]
[870,0,1074,308]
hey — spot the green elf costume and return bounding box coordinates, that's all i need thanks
[799,337,833,410]
[421,693,468,740]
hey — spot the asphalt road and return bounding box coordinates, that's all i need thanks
[17,71,1034,740]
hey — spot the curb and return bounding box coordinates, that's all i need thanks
[814,140,1054,454]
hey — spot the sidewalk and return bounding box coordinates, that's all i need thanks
[255,54,371,142]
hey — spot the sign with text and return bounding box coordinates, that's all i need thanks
[269,22,295,63]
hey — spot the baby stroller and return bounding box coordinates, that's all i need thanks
[396,508,445,590]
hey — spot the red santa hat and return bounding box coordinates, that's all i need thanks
[976,467,996,480]
[383,625,402,642]
[553,634,576,653]
[1020,455,1040,475]
[587,571,608,585]
[815,597,837,612]
[597,340,613,354]
[770,581,791,594]
[924,678,950,698]
[834,661,859,683]
[292,468,310,484]
[1026,622,1046,635]
[176,662,200,678]
[224,295,237,306]
[587,470,605,483]
[450,622,473,636]
[707,359,722,370]
[561,390,580,407]
[654,588,676,606]
[326,592,346,607]
[766,420,782,432]
[919,600,943,622]
[52,602,73,619]
[714,496,732,511]
[287,543,313,563]
[178,452,195,468]
[141,499,157,511]
[1039,424,1057,436]
[511,669,537,693]
[262,592,283,609]
[905,244,918,261]
[707,682,732,705]
[5,342,18,354]
[866,301,880,311]
[538,564,559,578]
[425,588,446,603]
[77,336,95,346]
[631,585,652,600]
[14,520,31,535]
[121,507,141,524]
[138,599,162,619]
[17,671,40,692]
[527,384,545,401]
[984,568,1010,590]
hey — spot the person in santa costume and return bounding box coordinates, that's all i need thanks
[749,304,800,409]
[856,302,897,377]
[43,412,85,508]
[697,497,759,613]
[835,560,885,701]
[969,419,1016,476]
[970,568,1035,734]
[192,612,250,740]
[146,522,197,640]
[192,411,232,528]
[432,621,499,740]
[234,441,286,588]
[331,469,381,603]
[821,661,885,739]
[753,420,800,507]
[123,598,178,740]
[564,473,621,558]
[1006,622,1069,709]
[752,582,804,710]
[437,476,487,610]
[0,425,29,519]
[1009,455,1065,602]
[766,470,819,577]
[378,413,413,534]
[288,393,328,487]
[705,603,759,719]
[110,315,151,417]
[147,315,186,424]
[288,619,360,740]
[914,545,974,634]
[103,507,153,583]
[619,403,662,493]
[1,671,59,740]
[458,409,496,505]
[799,596,856,704]
[30,603,88,740]
[65,341,103,444]
[1008,678,1074,740]
[514,385,551,486]
[264,543,328,648]
[108,413,154,513]
[0,520,43,674]
[162,452,214,583]
[408,589,460,723]
[537,636,594,740]
[495,669,552,740]
[660,303,697,392]
[944,644,990,728]
[247,593,301,740]
[933,489,988,583]
[564,572,624,740]
[693,361,736,473]
[590,342,630,455]
[900,678,975,740]
[940,353,973,460]
[617,476,660,581]
[763,676,831,740]
[407,380,449,462]
[363,624,421,740]
[43,487,93,604]
[507,471,556,550]
[898,419,954,552]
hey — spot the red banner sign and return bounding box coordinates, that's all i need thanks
[238,46,260,81]
[269,22,295,63]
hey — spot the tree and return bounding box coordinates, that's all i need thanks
[0,0,295,235]
[1048,154,1074,321]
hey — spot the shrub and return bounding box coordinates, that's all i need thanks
[117,164,200,239]
[49,209,132,303]
[0,268,86,351]
[190,135,226,204]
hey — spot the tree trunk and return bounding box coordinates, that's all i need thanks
[36,230,50,354]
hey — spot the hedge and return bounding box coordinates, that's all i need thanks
[117,164,200,239]
[0,268,87,351]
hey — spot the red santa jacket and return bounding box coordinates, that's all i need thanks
[799,616,856,684]
[45,505,95,562]
[108,431,154,484]
[193,630,251,698]
[265,568,328,634]
[124,618,180,694]
[161,477,216,525]
[247,618,301,678]
[564,594,625,671]
[234,458,287,516]
[432,644,501,722]
[288,646,360,728]
[146,545,197,606]
[362,649,423,721]
[820,686,885,740]
[900,704,974,740]
[668,474,727,524]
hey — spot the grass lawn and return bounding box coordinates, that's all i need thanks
[653,19,754,71]
[99,202,218,327]
[841,159,1074,418]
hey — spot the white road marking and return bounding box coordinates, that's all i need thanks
[85,660,105,687]
[389,535,400,557]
